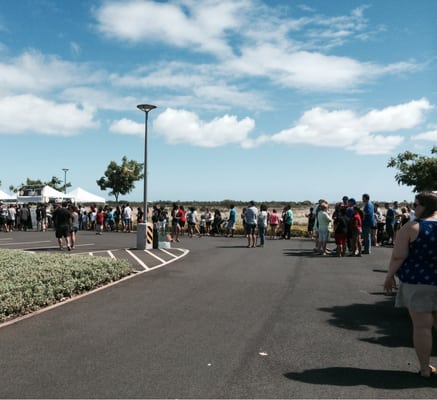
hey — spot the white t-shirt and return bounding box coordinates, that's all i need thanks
[245,206,258,225]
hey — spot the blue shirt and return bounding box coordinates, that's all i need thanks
[363,202,375,228]
[397,220,437,285]
[386,208,395,225]
[229,208,236,223]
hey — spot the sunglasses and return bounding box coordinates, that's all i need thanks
[413,202,421,208]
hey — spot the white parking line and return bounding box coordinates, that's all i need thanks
[125,249,150,271]
[0,240,51,246]
[146,248,189,272]
[145,250,166,263]
[159,248,178,258]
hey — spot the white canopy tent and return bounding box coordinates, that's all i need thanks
[17,185,72,204]
[0,190,15,201]
[67,187,106,204]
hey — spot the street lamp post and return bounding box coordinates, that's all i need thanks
[137,104,156,220]
[136,104,156,250]
[62,168,69,194]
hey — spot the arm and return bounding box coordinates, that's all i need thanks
[383,221,419,293]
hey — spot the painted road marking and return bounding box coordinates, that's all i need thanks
[125,249,150,271]
[0,240,51,246]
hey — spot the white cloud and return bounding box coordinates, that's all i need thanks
[270,99,432,154]
[0,94,99,135]
[95,0,247,57]
[95,1,420,93]
[226,45,419,91]
[346,135,404,155]
[109,99,432,154]
[361,98,433,132]
[412,129,437,141]
[0,50,103,94]
[153,108,255,147]
[109,118,143,136]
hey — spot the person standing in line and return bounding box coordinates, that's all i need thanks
[204,208,212,236]
[393,201,403,243]
[316,202,332,255]
[345,198,356,253]
[53,202,72,251]
[384,202,396,245]
[384,192,437,378]
[7,204,16,232]
[362,193,376,254]
[269,209,280,239]
[305,207,316,239]
[373,202,383,246]
[178,205,186,236]
[69,204,79,249]
[107,207,115,231]
[19,204,30,231]
[171,203,181,242]
[112,206,120,232]
[257,204,268,247]
[0,203,7,232]
[96,207,104,235]
[137,207,144,224]
[226,204,237,237]
[89,206,96,231]
[282,204,294,240]
[244,201,258,248]
[349,206,363,256]
[334,207,348,257]
[123,202,132,233]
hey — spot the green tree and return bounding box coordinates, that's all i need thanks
[97,156,144,202]
[9,177,71,193]
[387,146,437,192]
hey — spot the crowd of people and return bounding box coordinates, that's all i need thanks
[149,202,295,247]
[306,194,416,257]
[0,196,422,255]
[2,195,417,249]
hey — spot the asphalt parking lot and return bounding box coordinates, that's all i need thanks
[1,230,437,398]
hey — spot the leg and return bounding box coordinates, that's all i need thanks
[409,309,435,377]
[362,226,370,253]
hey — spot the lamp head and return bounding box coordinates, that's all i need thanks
[137,104,157,112]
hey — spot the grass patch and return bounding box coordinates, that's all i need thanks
[0,249,132,323]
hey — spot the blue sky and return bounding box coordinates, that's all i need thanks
[0,0,436,203]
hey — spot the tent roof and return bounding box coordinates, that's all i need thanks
[67,187,106,203]
[0,190,15,200]
[41,185,65,198]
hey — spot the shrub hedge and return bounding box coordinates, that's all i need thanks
[0,250,132,322]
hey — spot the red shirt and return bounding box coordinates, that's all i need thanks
[352,213,362,232]
[96,211,104,225]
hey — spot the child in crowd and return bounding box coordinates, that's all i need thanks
[334,207,348,257]
[350,206,363,256]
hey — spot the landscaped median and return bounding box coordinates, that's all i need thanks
[0,249,133,323]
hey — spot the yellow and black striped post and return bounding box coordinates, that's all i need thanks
[146,223,153,249]
[136,222,154,250]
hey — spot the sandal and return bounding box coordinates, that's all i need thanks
[418,365,437,378]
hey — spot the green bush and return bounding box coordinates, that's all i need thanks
[0,250,132,322]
